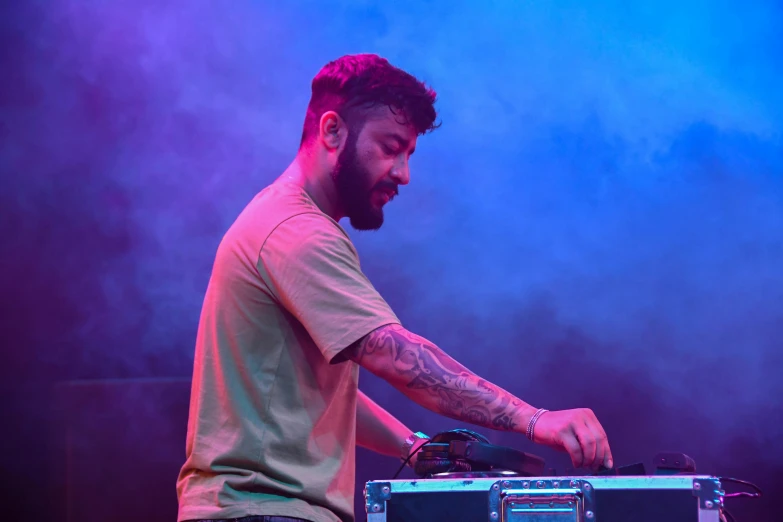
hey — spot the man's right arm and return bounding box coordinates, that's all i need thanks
[344,323,613,471]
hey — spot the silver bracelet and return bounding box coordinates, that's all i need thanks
[526,408,549,441]
[401,431,430,462]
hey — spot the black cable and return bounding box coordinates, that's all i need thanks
[721,507,736,522]
[392,438,431,480]
[719,476,763,499]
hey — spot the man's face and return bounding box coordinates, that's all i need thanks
[333,108,418,230]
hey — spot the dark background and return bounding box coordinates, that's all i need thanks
[2,1,781,521]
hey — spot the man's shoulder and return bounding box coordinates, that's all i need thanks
[246,181,317,220]
[230,182,353,253]
[230,182,326,233]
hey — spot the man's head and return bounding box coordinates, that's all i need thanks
[300,54,439,230]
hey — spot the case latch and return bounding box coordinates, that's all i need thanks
[491,479,594,521]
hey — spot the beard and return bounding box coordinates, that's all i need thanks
[333,137,391,231]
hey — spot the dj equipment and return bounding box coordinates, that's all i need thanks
[413,429,546,478]
[366,474,725,522]
[365,429,752,522]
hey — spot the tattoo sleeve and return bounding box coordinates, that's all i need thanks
[346,324,536,433]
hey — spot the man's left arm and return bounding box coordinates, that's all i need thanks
[356,390,426,465]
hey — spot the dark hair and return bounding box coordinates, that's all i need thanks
[299,54,439,147]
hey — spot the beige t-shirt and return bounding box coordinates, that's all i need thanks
[177,181,399,522]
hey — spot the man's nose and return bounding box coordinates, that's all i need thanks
[391,160,410,185]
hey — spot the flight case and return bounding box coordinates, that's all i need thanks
[364,474,724,522]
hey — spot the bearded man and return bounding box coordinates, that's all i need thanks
[177,53,613,522]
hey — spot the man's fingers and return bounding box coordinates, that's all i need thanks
[598,426,612,470]
[603,435,614,470]
[588,413,613,470]
[580,408,612,471]
[574,422,597,470]
[561,430,583,469]
[582,418,603,470]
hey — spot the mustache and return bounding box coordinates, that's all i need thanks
[374,180,399,196]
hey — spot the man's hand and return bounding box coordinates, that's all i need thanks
[531,408,613,472]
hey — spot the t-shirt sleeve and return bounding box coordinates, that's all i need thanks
[258,212,400,363]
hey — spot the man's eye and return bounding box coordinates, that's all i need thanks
[382,144,396,155]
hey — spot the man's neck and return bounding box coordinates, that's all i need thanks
[278,153,344,222]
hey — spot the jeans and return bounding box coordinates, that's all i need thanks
[187,515,308,522]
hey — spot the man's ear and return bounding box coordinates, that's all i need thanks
[319,111,347,151]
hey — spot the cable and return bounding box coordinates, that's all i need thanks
[392,438,431,480]
[719,477,763,499]
[721,507,736,522]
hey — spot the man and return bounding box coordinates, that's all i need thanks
[177,54,613,522]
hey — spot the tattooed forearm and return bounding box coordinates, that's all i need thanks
[347,324,535,433]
